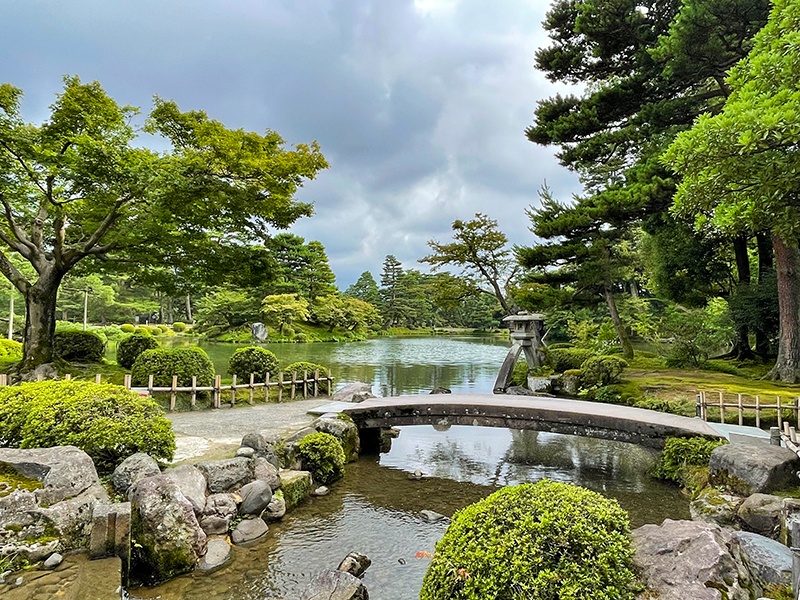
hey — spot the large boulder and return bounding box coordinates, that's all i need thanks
[280,470,312,510]
[129,474,206,584]
[0,446,100,505]
[314,416,360,463]
[241,432,279,469]
[299,569,368,600]
[231,517,268,545]
[163,465,207,514]
[338,552,371,578]
[709,444,800,495]
[632,519,749,600]
[689,487,743,527]
[735,531,793,595]
[239,480,273,516]
[738,494,784,539]
[262,490,286,521]
[200,493,238,535]
[253,457,280,491]
[279,428,317,470]
[196,457,254,493]
[110,453,160,496]
[332,382,375,403]
[197,537,231,571]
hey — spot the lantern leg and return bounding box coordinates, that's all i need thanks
[494,342,523,394]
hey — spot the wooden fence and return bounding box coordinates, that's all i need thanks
[0,369,334,412]
[696,390,800,429]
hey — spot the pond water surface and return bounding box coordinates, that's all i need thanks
[133,425,688,600]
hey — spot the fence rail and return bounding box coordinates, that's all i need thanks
[696,390,800,429]
[0,369,334,412]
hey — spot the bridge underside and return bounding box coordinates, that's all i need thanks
[341,394,723,450]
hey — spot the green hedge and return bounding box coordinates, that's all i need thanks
[117,334,159,369]
[119,324,135,333]
[546,348,594,372]
[0,339,22,360]
[134,326,152,336]
[580,355,628,387]
[283,362,329,393]
[420,481,635,600]
[0,381,175,473]
[172,322,187,333]
[131,347,214,387]
[297,432,345,485]
[53,330,105,362]
[654,437,728,483]
[227,347,279,381]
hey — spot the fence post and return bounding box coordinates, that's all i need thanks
[303,370,308,400]
[249,373,255,405]
[65,374,71,381]
[95,373,102,384]
[170,376,177,412]
[278,373,283,403]
[214,375,221,408]
[718,391,725,424]
[230,375,237,408]
[771,426,782,446]
[191,376,197,410]
[756,395,761,428]
[265,373,270,403]
[123,374,131,389]
[0,374,7,387]
[778,396,783,430]
[700,391,707,421]
[738,394,743,426]
[148,375,154,398]
[314,370,319,398]
[291,372,296,401]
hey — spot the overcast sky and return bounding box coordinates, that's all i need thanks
[2,0,581,288]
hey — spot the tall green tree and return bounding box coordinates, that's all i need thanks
[0,77,327,369]
[380,255,405,326]
[663,0,800,381]
[344,271,380,305]
[261,293,309,335]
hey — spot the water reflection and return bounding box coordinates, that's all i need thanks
[133,426,687,600]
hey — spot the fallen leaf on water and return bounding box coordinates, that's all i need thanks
[415,551,432,558]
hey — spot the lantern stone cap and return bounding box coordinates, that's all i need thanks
[502,313,543,322]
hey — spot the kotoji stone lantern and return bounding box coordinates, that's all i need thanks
[493,312,546,394]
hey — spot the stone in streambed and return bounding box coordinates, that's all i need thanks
[231,518,268,545]
[239,480,272,516]
[196,457,253,493]
[738,493,784,539]
[337,552,371,578]
[197,538,231,571]
[709,444,800,495]
[299,569,368,600]
[261,490,286,521]
[279,470,312,510]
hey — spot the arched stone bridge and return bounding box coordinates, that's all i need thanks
[341,394,724,450]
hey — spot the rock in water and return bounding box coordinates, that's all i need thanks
[299,569,368,600]
[231,518,268,545]
[337,552,371,577]
[197,538,231,571]
[312,486,329,496]
[129,474,206,584]
[262,491,286,521]
[250,322,268,342]
[709,444,800,495]
[738,493,784,539]
[332,382,375,403]
[239,480,273,515]
[689,487,743,527]
[420,510,445,523]
[735,531,793,592]
[43,552,63,569]
[429,387,451,394]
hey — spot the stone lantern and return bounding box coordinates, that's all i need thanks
[493,312,545,394]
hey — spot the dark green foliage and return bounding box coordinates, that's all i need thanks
[53,330,105,362]
[547,342,574,349]
[0,381,175,473]
[546,347,594,372]
[228,347,279,381]
[119,324,135,333]
[0,339,22,360]
[172,322,187,332]
[134,326,152,336]
[654,437,728,483]
[131,347,214,387]
[509,360,529,387]
[117,334,159,369]
[419,480,635,600]
[581,355,628,387]
[283,361,329,393]
[633,397,687,415]
[297,432,345,485]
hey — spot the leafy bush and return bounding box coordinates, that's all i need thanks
[172,322,187,333]
[148,325,162,335]
[654,437,728,482]
[297,432,345,484]
[580,355,628,387]
[546,342,574,349]
[227,346,279,381]
[633,397,687,415]
[659,299,735,368]
[546,348,594,372]
[509,360,528,387]
[134,326,151,336]
[419,480,635,600]
[0,339,22,360]
[295,333,308,343]
[0,381,175,473]
[283,362,329,393]
[131,347,215,387]
[157,324,169,333]
[117,334,159,369]
[53,330,105,362]
[120,324,135,333]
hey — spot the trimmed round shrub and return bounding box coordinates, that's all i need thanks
[172,322,187,333]
[654,436,728,482]
[148,325,162,335]
[580,355,628,387]
[53,330,105,362]
[297,432,346,485]
[283,362,329,393]
[0,381,175,473]
[0,339,22,360]
[134,326,151,336]
[295,333,308,343]
[117,333,159,369]
[546,347,594,372]
[546,342,574,349]
[420,481,636,600]
[227,347,279,381]
[131,347,214,387]
[119,324,135,333]
[157,324,169,333]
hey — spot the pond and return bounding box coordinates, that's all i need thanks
[132,425,688,600]
[114,335,512,396]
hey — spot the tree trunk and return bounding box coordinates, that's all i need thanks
[756,231,775,356]
[603,281,634,360]
[770,235,800,382]
[185,293,193,323]
[22,270,63,371]
[731,235,754,360]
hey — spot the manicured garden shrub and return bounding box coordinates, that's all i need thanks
[580,355,628,387]
[53,330,105,362]
[172,322,187,332]
[283,362,329,393]
[131,347,214,387]
[148,325,162,335]
[119,324,135,333]
[297,432,346,485]
[546,347,594,372]
[0,381,175,473]
[156,324,168,333]
[546,342,574,349]
[654,436,728,483]
[295,333,308,343]
[227,346,279,381]
[0,339,22,360]
[134,326,151,336]
[419,480,636,600]
[117,333,159,369]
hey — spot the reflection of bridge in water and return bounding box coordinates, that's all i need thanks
[342,394,724,450]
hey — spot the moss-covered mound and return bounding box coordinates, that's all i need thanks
[228,346,279,381]
[0,380,175,473]
[53,330,105,362]
[420,480,636,600]
[297,432,345,485]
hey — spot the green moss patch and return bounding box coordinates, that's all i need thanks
[0,464,43,497]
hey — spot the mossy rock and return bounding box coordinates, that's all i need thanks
[279,470,312,510]
[0,464,43,497]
